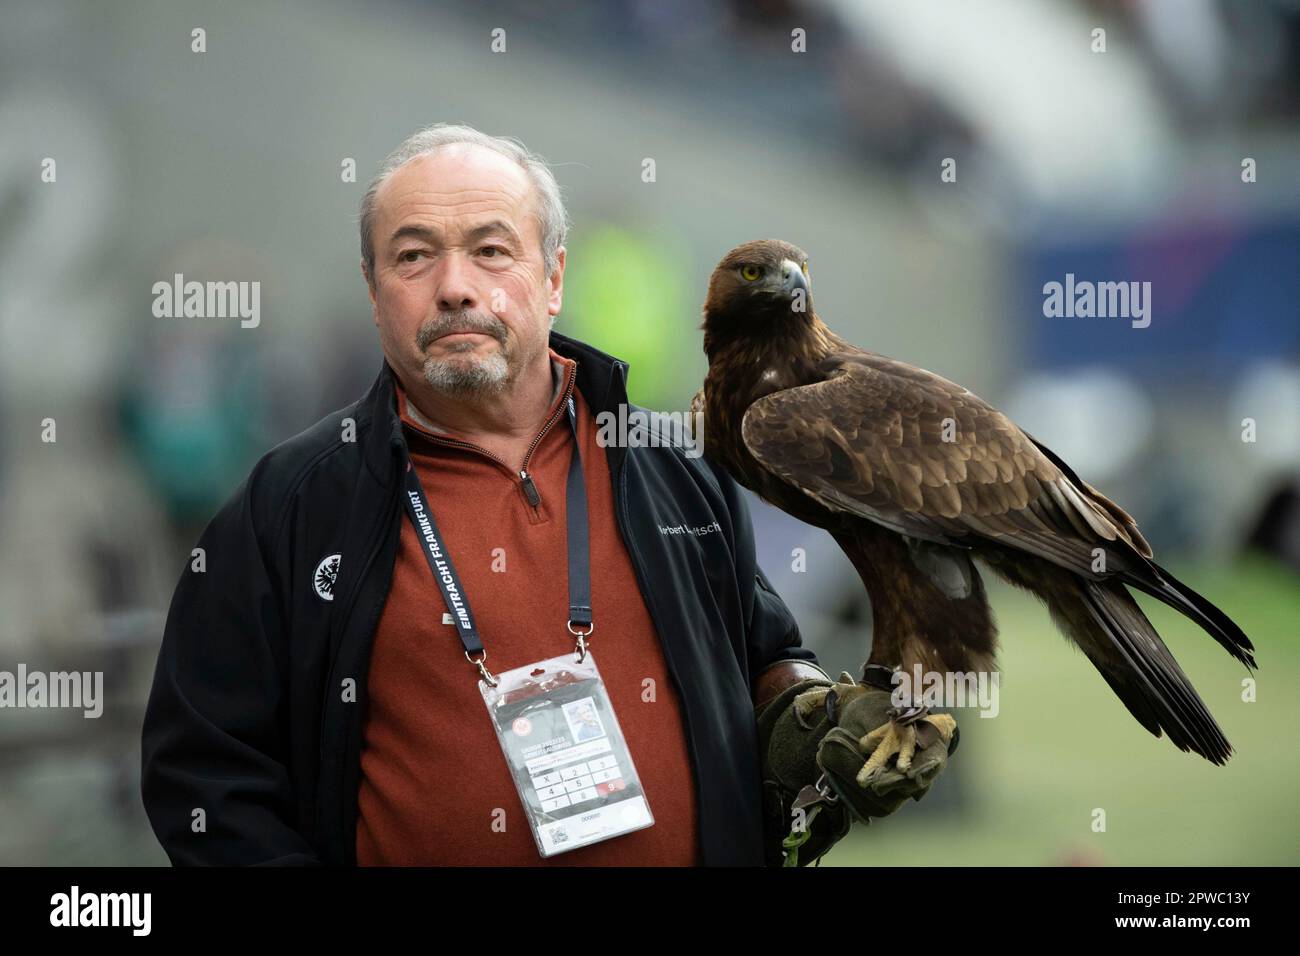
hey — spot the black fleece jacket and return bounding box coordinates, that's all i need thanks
[141,331,821,866]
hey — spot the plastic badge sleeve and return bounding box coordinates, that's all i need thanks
[479,652,655,857]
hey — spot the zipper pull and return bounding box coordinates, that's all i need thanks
[519,470,542,508]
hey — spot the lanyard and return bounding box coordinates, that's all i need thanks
[399,395,592,686]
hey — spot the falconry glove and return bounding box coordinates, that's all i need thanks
[757,670,960,866]
[756,674,848,867]
[810,673,959,821]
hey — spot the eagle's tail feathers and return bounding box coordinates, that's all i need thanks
[1075,581,1233,765]
[1121,560,1257,669]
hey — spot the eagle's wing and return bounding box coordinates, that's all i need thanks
[740,351,1152,578]
[741,349,1256,758]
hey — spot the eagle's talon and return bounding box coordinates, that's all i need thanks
[855,712,956,785]
[792,685,831,725]
[923,713,957,744]
[795,678,876,727]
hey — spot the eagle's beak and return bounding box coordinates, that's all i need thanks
[779,259,808,298]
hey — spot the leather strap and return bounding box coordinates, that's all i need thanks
[754,660,832,708]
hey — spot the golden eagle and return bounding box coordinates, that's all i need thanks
[694,239,1256,770]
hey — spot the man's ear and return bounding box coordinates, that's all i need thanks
[547,246,566,319]
[362,259,378,322]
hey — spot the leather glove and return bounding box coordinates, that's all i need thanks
[803,672,959,823]
[755,674,850,867]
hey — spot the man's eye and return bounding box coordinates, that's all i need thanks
[400,251,423,262]
[480,245,505,258]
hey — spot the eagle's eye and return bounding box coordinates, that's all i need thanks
[740,264,763,281]
[801,260,809,275]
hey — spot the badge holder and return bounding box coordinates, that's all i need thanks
[479,640,655,858]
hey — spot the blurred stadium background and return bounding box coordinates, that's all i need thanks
[1,0,1297,865]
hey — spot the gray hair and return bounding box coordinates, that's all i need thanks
[359,123,568,284]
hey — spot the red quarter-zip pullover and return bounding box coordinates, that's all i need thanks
[355,348,700,865]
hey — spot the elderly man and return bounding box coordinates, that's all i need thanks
[140,124,954,867]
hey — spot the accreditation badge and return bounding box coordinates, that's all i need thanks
[480,652,654,857]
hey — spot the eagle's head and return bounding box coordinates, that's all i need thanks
[700,239,815,354]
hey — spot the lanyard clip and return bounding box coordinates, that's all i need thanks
[466,650,498,687]
[568,620,594,661]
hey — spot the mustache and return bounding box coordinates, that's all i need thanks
[416,310,508,350]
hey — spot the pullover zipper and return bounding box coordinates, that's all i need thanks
[410,366,576,510]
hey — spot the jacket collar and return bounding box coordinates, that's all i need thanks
[360,330,631,485]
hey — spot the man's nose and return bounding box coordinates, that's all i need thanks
[433,252,478,312]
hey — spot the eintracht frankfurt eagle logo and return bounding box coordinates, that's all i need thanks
[313,554,341,602]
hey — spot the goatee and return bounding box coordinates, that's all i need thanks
[416,309,514,397]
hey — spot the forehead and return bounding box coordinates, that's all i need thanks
[374,144,538,236]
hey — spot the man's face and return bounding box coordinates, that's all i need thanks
[365,144,564,399]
